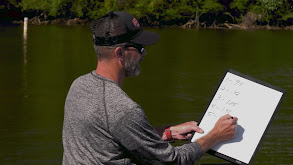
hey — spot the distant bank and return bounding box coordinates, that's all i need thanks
[1,9,293,31]
[7,16,293,31]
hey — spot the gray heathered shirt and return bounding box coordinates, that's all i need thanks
[62,71,204,165]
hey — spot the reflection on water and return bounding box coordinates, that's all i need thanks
[0,25,292,164]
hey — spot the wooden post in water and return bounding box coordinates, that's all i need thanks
[23,17,28,38]
[23,17,28,90]
[23,17,28,64]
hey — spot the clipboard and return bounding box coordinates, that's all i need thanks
[191,69,286,165]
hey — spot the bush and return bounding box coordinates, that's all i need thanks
[4,0,293,27]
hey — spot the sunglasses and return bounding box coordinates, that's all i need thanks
[121,44,144,54]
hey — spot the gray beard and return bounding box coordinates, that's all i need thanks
[124,55,141,77]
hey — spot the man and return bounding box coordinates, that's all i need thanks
[62,11,238,165]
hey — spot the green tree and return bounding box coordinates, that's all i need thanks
[249,0,283,24]
[85,0,119,20]
[275,0,293,26]
[11,0,293,26]
[229,0,251,23]
[20,0,59,17]
[200,0,224,26]
[0,0,21,9]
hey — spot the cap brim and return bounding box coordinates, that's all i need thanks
[130,30,160,46]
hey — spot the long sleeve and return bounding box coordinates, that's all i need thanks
[111,107,204,165]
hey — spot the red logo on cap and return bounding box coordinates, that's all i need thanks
[132,18,140,27]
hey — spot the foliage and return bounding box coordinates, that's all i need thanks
[201,0,223,13]
[249,0,284,24]
[230,0,250,15]
[4,0,293,26]
[0,0,21,9]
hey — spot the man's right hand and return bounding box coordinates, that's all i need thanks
[210,114,238,142]
[196,114,238,153]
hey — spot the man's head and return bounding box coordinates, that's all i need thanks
[90,11,159,77]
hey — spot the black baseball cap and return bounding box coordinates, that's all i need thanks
[91,11,159,46]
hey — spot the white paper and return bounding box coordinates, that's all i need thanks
[191,72,283,164]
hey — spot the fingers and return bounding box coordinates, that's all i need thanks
[232,117,238,124]
[229,117,238,137]
[184,121,204,133]
[232,125,237,132]
[170,121,205,141]
[190,121,204,133]
[190,121,198,126]
[177,133,194,140]
[228,116,238,127]
[222,114,238,124]
[186,133,193,139]
[223,114,232,119]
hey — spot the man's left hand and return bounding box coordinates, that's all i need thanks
[163,121,204,141]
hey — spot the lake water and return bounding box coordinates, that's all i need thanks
[0,24,292,164]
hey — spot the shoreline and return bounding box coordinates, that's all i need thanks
[9,17,293,31]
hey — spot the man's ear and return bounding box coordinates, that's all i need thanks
[115,47,124,62]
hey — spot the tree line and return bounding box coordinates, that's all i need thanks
[1,0,293,27]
